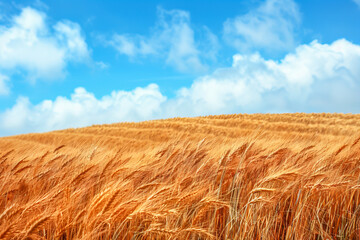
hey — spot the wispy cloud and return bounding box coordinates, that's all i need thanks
[223,0,300,54]
[353,0,360,7]
[0,74,9,96]
[95,61,109,69]
[107,7,218,73]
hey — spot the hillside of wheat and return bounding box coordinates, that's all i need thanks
[0,113,360,239]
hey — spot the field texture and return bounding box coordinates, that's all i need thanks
[1,113,360,239]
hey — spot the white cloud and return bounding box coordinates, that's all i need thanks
[354,0,360,7]
[108,7,216,73]
[0,84,166,135]
[0,7,90,84]
[1,39,360,136]
[223,0,300,53]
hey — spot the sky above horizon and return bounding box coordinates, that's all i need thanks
[0,0,360,136]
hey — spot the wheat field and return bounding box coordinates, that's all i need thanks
[1,113,360,239]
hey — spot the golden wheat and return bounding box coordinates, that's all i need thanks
[0,113,359,239]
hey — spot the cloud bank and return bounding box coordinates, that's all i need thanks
[1,39,360,136]
[175,39,360,115]
[0,84,166,136]
[0,7,90,94]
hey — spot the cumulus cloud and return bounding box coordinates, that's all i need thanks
[0,7,90,84]
[108,7,217,73]
[175,39,360,114]
[1,39,360,136]
[223,0,300,54]
[0,84,166,136]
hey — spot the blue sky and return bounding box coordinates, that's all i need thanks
[0,0,360,136]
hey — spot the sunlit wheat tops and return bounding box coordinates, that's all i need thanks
[0,113,360,239]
